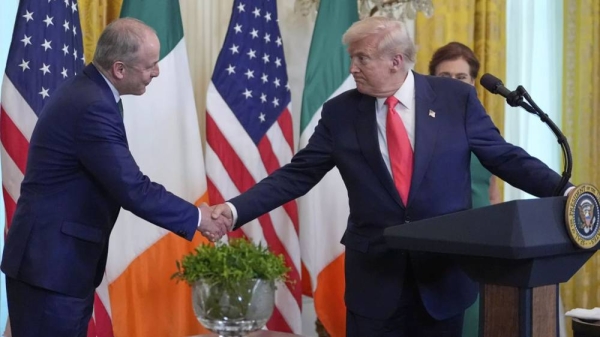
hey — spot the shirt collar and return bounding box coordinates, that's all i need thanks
[98,70,121,103]
[376,70,415,111]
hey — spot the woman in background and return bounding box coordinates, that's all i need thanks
[428,41,501,337]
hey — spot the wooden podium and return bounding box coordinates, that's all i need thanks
[384,197,599,337]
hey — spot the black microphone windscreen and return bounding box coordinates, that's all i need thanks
[480,73,503,94]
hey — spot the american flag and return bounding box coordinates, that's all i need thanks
[205,0,301,333]
[1,0,84,231]
[0,1,114,336]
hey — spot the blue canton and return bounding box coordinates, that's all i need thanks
[212,0,291,145]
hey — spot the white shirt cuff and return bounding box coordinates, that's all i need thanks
[226,201,238,226]
[564,186,575,196]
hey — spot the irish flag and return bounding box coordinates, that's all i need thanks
[87,0,210,336]
[298,0,358,336]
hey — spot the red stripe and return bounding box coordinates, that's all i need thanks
[282,201,299,233]
[1,106,30,174]
[257,136,279,175]
[87,317,96,337]
[3,187,17,229]
[206,113,302,313]
[277,108,294,152]
[266,306,292,333]
[92,293,114,337]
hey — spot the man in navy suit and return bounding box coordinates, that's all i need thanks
[1,18,229,337]
[210,16,573,337]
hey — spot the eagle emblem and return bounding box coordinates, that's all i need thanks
[577,200,596,234]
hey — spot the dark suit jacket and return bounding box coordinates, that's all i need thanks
[1,64,198,298]
[228,72,566,320]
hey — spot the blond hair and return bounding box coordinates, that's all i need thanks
[342,16,416,70]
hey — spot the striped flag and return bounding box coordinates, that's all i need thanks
[92,1,211,336]
[205,0,301,333]
[298,1,358,336]
[1,0,84,236]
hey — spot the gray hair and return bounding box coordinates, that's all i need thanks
[342,16,416,70]
[92,17,156,71]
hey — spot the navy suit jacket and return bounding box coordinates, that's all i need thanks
[1,64,198,298]
[228,72,566,320]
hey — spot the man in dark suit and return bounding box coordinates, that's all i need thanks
[1,18,229,337]
[209,16,573,337]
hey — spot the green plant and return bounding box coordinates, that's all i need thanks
[173,238,290,321]
[172,238,290,288]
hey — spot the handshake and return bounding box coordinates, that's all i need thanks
[197,203,233,242]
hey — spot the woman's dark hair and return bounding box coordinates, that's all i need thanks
[428,42,480,79]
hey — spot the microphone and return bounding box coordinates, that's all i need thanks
[480,73,513,99]
[479,73,572,196]
[480,73,534,111]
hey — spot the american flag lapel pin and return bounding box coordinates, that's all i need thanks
[429,110,436,118]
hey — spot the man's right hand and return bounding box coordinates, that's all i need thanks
[197,203,232,242]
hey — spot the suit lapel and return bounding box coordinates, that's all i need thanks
[355,93,404,207]
[408,73,438,206]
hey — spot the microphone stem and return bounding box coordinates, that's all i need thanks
[521,90,572,196]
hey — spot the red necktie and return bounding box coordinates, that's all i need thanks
[385,96,413,205]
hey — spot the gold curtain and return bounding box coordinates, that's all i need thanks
[414,0,506,135]
[560,1,600,335]
[78,0,123,63]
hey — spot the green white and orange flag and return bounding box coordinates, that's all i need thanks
[298,0,358,336]
[85,1,210,336]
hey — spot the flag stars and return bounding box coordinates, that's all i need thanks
[229,44,239,54]
[264,12,272,22]
[242,88,252,99]
[43,15,54,27]
[64,0,69,6]
[73,26,77,36]
[247,49,256,59]
[23,10,34,22]
[272,97,279,107]
[250,28,259,39]
[62,44,69,55]
[275,57,282,67]
[18,59,30,72]
[21,35,32,47]
[237,2,245,12]
[262,53,270,63]
[39,63,51,75]
[39,87,50,99]
[275,37,282,47]
[258,113,266,122]
[273,78,280,88]
[233,23,242,34]
[63,19,70,31]
[285,82,290,91]
[253,7,261,18]
[225,64,236,75]
[41,39,52,51]
[73,49,78,60]
[261,73,268,83]
[263,33,271,43]
[244,69,254,79]
[260,93,267,103]
[71,1,78,13]
[61,67,68,78]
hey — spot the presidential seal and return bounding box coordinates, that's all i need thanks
[565,184,600,249]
